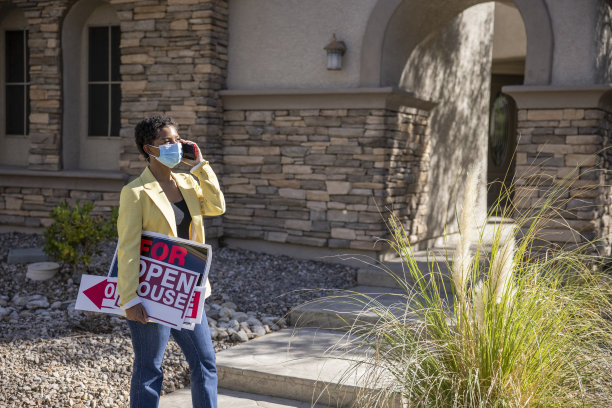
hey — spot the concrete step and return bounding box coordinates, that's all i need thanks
[288,285,424,330]
[160,387,333,408]
[357,254,451,290]
[213,328,401,408]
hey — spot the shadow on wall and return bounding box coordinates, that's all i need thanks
[596,1,612,83]
[399,3,495,244]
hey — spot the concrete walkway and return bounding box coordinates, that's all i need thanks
[160,328,384,408]
[160,388,331,408]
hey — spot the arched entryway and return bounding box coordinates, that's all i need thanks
[359,0,539,245]
[360,0,552,87]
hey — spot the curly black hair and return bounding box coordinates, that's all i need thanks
[134,115,178,159]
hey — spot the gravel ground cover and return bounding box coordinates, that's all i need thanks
[0,232,357,407]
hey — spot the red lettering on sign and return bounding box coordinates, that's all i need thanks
[186,291,201,319]
[140,239,153,256]
[151,242,169,261]
[168,246,187,266]
[84,279,116,309]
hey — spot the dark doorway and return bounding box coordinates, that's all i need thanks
[487,74,523,211]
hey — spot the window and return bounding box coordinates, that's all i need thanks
[0,8,29,167]
[489,93,511,168]
[5,29,29,136]
[62,1,121,171]
[88,25,120,137]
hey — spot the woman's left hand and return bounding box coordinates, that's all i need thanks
[180,140,204,167]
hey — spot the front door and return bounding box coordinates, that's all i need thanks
[487,74,523,212]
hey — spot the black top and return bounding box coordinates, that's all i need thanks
[170,199,192,240]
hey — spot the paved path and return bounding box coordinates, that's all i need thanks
[160,388,331,408]
[160,328,372,407]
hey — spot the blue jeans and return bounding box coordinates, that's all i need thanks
[127,319,217,408]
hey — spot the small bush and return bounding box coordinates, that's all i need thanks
[43,201,117,274]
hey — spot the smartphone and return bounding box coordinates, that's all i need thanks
[181,142,197,160]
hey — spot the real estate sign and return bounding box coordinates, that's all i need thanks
[75,231,211,330]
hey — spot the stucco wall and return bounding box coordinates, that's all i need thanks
[547,0,600,85]
[226,0,376,89]
[492,2,525,61]
[399,3,494,242]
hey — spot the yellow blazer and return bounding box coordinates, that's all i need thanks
[116,162,225,308]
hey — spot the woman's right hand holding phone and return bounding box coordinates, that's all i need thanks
[180,140,204,167]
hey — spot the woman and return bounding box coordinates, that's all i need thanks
[116,115,225,408]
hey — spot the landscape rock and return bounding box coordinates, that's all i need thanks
[230,329,249,343]
[26,295,49,309]
[0,307,12,318]
[228,319,240,331]
[0,232,357,407]
[251,325,267,337]
[50,301,62,309]
[221,301,237,310]
[209,327,218,340]
[218,307,232,319]
[261,316,282,327]
[233,311,249,322]
[216,328,229,340]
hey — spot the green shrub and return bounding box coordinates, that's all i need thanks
[43,200,117,274]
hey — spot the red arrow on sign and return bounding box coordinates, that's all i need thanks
[83,279,113,309]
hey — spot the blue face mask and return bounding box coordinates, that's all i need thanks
[151,143,182,168]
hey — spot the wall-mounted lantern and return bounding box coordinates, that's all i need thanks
[324,34,346,70]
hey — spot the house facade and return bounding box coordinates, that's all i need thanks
[1,0,611,259]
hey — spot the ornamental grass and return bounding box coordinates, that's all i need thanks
[332,166,612,407]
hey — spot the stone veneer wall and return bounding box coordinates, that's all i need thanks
[0,0,228,238]
[22,0,66,170]
[600,110,612,254]
[115,0,228,238]
[514,108,612,252]
[221,107,431,253]
[0,185,120,228]
[116,0,228,177]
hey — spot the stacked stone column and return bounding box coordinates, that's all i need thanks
[513,107,612,252]
[23,1,67,170]
[114,0,228,239]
